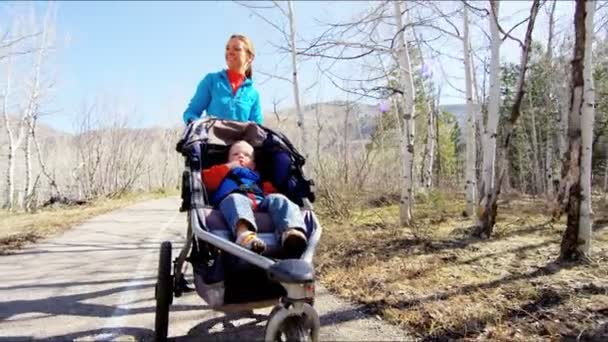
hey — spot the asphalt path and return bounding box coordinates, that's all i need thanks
[0,197,409,341]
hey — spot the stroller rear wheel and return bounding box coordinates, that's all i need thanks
[155,241,173,341]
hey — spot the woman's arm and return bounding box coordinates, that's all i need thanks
[183,74,212,124]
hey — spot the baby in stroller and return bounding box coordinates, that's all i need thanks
[202,140,308,257]
[156,118,321,341]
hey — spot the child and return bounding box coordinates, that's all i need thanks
[202,140,308,257]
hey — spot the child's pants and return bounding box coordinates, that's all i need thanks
[218,193,307,239]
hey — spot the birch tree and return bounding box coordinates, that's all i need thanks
[22,5,54,211]
[1,10,45,210]
[393,0,416,226]
[463,3,477,216]
[545,0,558,199]
[234,0,309,162]
[478,0,501,227]
[475,0,541,238]
[560,0,595,261]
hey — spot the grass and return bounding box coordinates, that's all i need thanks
[0,189,178,254]
[316,192,608,341]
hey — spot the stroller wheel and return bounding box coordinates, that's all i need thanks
[265,304,320,342]
[155,241,173,341]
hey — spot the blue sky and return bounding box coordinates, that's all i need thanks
[3,1,574,133]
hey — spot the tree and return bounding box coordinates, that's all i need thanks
[463,2,477,216]
[393,0,417,226]
[559,0,595,261]
[474,0,541,238]
[478,0,501,231]
[234,0,309,163]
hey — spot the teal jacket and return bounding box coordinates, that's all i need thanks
[182,70,262,124]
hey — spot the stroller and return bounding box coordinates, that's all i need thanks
[154,118,322,341]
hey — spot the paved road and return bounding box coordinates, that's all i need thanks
[0,197,409,341]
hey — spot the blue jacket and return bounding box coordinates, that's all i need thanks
[210,167,264,206]
[183,70,263,124]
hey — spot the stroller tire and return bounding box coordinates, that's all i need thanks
[265,304,320,342]
[155,241,173,341]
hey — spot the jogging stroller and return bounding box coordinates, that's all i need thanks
[154,118,322,341]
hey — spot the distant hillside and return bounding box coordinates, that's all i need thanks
[440,103,466,126]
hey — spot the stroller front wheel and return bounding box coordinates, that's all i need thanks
[265,303,320,342]
[155,241,173,341]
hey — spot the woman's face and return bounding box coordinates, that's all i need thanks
[225,38,251,73]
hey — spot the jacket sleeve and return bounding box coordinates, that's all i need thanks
[202,164,231,192]
[249,91,263,124]
[183,74,212,124]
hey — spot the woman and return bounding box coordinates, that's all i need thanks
[183,34,262,124]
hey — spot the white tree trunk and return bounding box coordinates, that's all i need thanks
[393,0,416,226]
[287,0,308,162]
[530,108,543,194]
[559,80,571,161]
[421,99,435,191]
[479,1,500,208]
[578,0,595,256]
[24,125,33,209]
[463,3,477,216]
[2,56,16,209]
[545,0,557,199]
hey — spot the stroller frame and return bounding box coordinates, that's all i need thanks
[154,118,322,342]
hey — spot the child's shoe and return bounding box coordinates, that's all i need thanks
[281,228,307,258]
[236,231,266,254]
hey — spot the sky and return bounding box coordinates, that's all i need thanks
[2,1,575,133]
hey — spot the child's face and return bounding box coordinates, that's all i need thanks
[228,141,255,169]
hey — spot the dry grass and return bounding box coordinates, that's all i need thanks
[317,193,608,341]
[0,190,176,254]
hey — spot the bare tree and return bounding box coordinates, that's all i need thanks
[463,2,477,216]
[393,1,416,226]
[1,16,42,210]
[474,0,541,238]
[478,0,501,231]
[559,0,595,261]
[545,0,558,200]
[233,0,309,163]
[22,5,55,211]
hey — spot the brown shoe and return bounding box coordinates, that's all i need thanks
[281,228,307,259]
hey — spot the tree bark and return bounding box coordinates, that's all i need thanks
[463,3,477,216]
[287,0,308,164]
[475,0,541,238]
[477,0,501,232]
[560,0,595,261]
[545,0,557,200]
[530,107,543,195]
[393,0,416,226]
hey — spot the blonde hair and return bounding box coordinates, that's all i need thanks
[229,34,255,79]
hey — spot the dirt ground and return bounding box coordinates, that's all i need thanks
[315,193,608,341]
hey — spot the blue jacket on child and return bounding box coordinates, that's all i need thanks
[210,167,264,206]
[183,70,263,124]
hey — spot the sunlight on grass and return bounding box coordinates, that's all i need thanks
[0,190,176,252]
[317,195,608,340]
